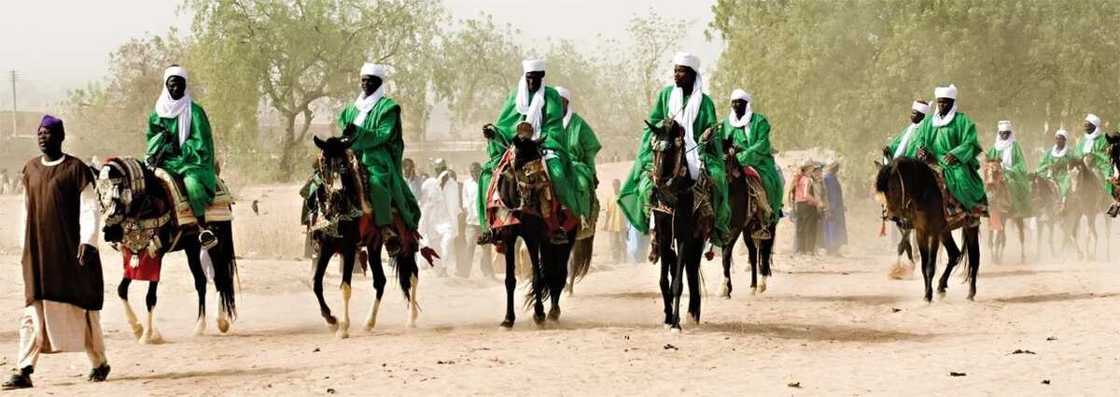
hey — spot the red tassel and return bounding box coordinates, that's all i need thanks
[879,219,887,237]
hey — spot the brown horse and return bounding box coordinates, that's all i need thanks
[1061,158,1109,260]
[719,139,775,298]
[1030,173,1060,257]
[306,136,434,338]
[982,159,1025,263]
[876,158,980,302]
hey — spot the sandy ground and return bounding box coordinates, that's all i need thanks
[0,163,1118,396]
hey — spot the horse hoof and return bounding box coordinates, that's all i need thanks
[937,289,947,300]
[139,329,163,345]
[217,318,231,334]
[758,278,768,294]
[547,307,561,322]
[129,323,144,339]
[688,315,700,326]
[192,319,206,336]
[500,319,514,329]
[532,312,546,325]
[669,326,682,334]
[336,322,350,339]
[364,319,377,332]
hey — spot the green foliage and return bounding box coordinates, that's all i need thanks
[433,13,525,132]
[710,0,1120,186]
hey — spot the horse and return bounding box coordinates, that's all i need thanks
[305,136,433,338]
[97,157,238,343]
[1061,158,1109,260]
[566,198,596,296]
[719,138,775,298]
[875,157,981,302]
[645,119,716,331]
[1107,133,1120,217]
[487,131,576,328]
[1029,173,1060,257]
[982,159,1025,263]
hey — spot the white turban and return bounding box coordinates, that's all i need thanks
[672,52,701,72]
[993,120,1015,169]
[911,101,930,114]
[730,89,751,102]
[556,86,571,101]
[934,84,958,99]
[155,65,192,146]
[931,85,959,127]
[998,120,1012,132]
[522,59,546,74]
[1053,129,1070,157]
[360,63,387,78]
[1086,113,1101,127]
[1056,129,1069,139]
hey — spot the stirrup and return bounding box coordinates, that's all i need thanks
[476,231,494,246]
[199,229,218,250]
[381,227,402,257]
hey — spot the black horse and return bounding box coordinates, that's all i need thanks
[1061,158,1109,260]
[1030,173,1060,256]
[876,158,981,302]
[98,157,238,343]
[719,139,775,298]
[306,136,434,338]
[645,119,717,331]
[488,132,576,328]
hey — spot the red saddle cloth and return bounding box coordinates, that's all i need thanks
[122,248,163,282]
[485,149,578,233]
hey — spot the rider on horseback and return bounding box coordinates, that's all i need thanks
[556,87,602,239]
[617,52,731,249]
[478,59,582,245]
[986,121,1031,219]
[1037,129,1073,202]
[721,89,783,235]
[146,65,218,248]
[914,84,989,226]
[1077,114,1114,197]
[333,63,422,256]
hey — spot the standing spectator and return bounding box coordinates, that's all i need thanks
[459,163,493,279]
[820,162,848,255]
[0,169,9,195]
[402,158,423,200]
[418,159,459,277]
[789,161,826,255]
[600,179,627,263]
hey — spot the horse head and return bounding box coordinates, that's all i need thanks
[646,119,690,203]
[313,135,362,219]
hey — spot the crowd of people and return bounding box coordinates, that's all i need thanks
[0,169,25,195]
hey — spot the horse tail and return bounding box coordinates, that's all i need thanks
[211,222,238,319]
[391,253,419,303]
[568,236,594,288]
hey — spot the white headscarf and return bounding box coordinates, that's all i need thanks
[893,101,928,159]
[1052,129,1069,158]
[992,121,1015,169]
[1082,113,1102,152]
[556,86,573,129]
[515,59,547,138]
[353,63,387,127]
[668,52,704,179]
[155,66,192,146]
[728,89,752,129]
[931,85,958,127]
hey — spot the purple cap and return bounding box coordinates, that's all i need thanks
[39,114,64,133]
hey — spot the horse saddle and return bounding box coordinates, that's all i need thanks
[153,168,234,226]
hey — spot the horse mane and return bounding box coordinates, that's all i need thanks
[878,157,939,203]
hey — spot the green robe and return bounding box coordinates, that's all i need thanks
[146,102,216,218]
[564,112,602,217]
[1036,147,1072,200]
[617,86,731,246]
[985,141,1031,217]
[886,124,921,159]
[913,111,988,211]
[477,86,582,232]
[721,113,784,224]
[1075,132,1114,195]
[337,98,421,229]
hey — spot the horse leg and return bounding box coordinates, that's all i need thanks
[365,241,386,331]
[546,239,571,321]
[185,244,209,336]
[655,216,676,328]
[918,231,938,303]
[313,244,338,332]
[964,226,982,301]
[684,238,703,326]
[117,278,144,339]
[1016,218,1026,264]
[394,253,421,328]
[138,281,163,344]
[759,223,776,291]
[527,238,546,326]
[500,234,517,328]
[938,232,962,297]
[720,229,739,298]
[745,237,760,294]
[336,246,356,339]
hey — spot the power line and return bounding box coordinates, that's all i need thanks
[8,70,17,139]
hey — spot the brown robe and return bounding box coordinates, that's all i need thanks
[21,155,103,311]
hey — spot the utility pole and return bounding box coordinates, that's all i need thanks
[8,70,17,139]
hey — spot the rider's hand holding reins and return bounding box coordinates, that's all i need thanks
[944,153,959,166]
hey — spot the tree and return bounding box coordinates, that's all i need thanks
[432,13,525,134]
[627,8,688,108]
[186,0,444,181]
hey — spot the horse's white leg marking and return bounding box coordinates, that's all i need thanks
[365,298,382,332]
[337,283,351,339]
[121,298,144,339]
[140,307,163,344]
[408,274,419,328]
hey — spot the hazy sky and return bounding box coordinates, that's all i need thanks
[0,0,721,111]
